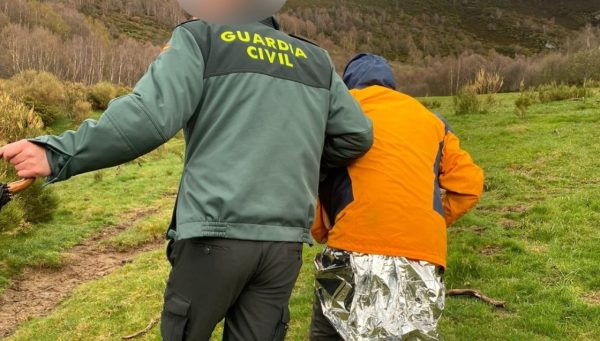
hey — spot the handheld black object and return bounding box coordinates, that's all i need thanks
[0,179,35,211]
[0,183,11,209]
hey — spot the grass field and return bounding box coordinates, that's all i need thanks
[2,93,600,340]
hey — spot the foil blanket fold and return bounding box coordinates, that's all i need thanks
[315,248,445,341]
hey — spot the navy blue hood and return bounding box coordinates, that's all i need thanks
[343,53,397,90]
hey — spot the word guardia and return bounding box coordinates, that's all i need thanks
[221,31,308,68]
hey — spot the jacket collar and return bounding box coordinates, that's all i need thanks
[260,17,280,30]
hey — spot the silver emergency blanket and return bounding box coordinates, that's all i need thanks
[315,248,445,341]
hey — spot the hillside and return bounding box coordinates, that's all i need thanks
[1,0,600,96]
[283,0,600,59]
[72,0,600,59]
[75,0,600,56]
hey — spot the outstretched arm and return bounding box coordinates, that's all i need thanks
[1,26,205,183]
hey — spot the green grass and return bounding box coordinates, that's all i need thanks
[5,93,600,340]
[0,111,184,293]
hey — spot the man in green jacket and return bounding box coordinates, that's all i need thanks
[0,17,373,340]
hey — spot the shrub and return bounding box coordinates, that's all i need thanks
[454,86,483,115]
[64,82,93,123]
[64,81,88,106]
[454,69,504,115]
[421,99,442,110]
[537,82,593,103]
[116,85,132,98]
[71,100,92,124]
[0,93,58,232]
[20,181,59,224]
[7,71,66,106]
[24,100,63,126]
[514,81,537,118]
[88,82,118,110]
[0,93,44,144]
[471,69,504,95]
[6,71,67,125]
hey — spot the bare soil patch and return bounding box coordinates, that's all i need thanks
[0,207,166,338]
[583,291,600,306]
[480,245,502,256]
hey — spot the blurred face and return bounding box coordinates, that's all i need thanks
[178,0,287,24]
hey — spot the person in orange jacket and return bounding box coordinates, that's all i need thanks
[309,53,485,341]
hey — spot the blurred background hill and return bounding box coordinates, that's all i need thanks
[1,0,600,95]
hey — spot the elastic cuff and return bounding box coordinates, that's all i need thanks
[28,137,71,184]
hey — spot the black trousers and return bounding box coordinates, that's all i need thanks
[161,238,303,341]
[309,295,344,341]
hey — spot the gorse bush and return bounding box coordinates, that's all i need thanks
[19,181,59,224]
[536,82,593,103]
[0,92,58,232]
[88,82,130,110]
[454,69,504,115]
[454,86,482,115]
[88,82,117,110]
[514,81,537,118]
[421,99,442,110]
[64,81,93,123]
[0,93,44,144]
[5,71,67,125]
[71,100,92,124]
[5,72,102,125]
[7,71,66,107]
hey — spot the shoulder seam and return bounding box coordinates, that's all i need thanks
[287,33,320,47]
[175,19,203,29]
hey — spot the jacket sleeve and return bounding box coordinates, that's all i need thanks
[30,26,205,183]
[439,131,484,226]
[322,70,373,170]
[311,200,331,244]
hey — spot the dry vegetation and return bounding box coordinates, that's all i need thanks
[1,0,600,96]
[0,93,57,232]
[0,72,131,232]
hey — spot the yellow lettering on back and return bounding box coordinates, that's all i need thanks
[237,31,250,42]
[265,37,277,49]
[221,31,236,43]
[247,46,259,60]
[295,48,308,59]
[277,40,290,51]
[265,50,277,64]
[253,34,266,46]
[284,54,294,68]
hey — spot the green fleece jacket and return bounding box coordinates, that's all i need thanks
[31,18,373,244]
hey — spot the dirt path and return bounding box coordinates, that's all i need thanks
[0,207,167,338]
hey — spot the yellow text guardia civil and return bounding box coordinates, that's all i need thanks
[221,31,309,68]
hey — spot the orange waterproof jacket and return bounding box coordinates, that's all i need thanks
[312,83,484,268]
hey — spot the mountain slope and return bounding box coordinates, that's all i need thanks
[71,0,600,59]
[282,0,600,59]
[2,0,599,95]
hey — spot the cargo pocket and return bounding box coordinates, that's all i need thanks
[272,307,290,341]
[161,290,191,341]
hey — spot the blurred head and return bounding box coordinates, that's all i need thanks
[178,0,287,24]
[342,53,397,91]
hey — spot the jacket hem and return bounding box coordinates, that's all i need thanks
[174,222,314,245]
[326,241,446,268]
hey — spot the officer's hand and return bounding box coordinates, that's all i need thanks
[0,140,51,178]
